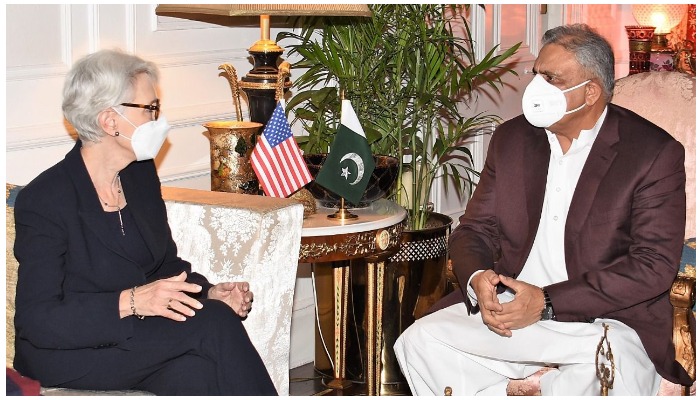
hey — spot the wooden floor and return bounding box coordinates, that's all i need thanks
[289,363,326,396]
[289,363,376,396]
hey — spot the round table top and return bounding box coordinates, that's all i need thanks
[301,199,406,238]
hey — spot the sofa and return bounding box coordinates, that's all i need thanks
[6,184,305,395]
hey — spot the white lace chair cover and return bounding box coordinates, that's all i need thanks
[163,187,304,395]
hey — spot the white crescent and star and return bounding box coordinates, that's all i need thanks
[339,153,365,185]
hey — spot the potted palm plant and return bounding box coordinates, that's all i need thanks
[279,4,521,393]
[280,4,519,229]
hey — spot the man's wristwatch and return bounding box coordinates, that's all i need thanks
[540,288,555,321]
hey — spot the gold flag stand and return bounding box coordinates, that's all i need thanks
[328,198,358,220]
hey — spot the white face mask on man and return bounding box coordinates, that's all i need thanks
[521,74,590,128]
[111,108,171,161]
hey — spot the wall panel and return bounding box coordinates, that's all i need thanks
[6,5,67,70]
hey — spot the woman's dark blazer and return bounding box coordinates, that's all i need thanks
[13,140,213,387]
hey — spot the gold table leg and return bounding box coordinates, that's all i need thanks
[365,256,387,396]
[325,265,352,389]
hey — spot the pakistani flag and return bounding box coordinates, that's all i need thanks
[315,99,376,205]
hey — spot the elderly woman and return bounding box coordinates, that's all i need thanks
[13,49,277,395]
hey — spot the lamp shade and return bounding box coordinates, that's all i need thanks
[155,4,372,53]
[632,4,688,34]
[155,4,372,17]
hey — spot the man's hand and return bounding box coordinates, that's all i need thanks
[471,270,510,336]
[494,275,544,333]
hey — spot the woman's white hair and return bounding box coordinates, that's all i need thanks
[62,49,159,143]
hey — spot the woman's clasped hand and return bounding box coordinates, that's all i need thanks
[127,271,255,321]
[208,281,254,318]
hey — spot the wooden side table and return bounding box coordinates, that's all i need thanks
[299,200,406,395]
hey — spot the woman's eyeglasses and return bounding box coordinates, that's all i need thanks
[120,99,160,120]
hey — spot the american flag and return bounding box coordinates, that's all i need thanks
[251,101,312,198]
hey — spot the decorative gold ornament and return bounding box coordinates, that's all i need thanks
[376,229,390,250]
[299,224,402,261]
[595,323,615,396]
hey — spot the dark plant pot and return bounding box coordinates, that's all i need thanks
[389,211,454,319]
[304,154,400,208]
[376,212,453,393]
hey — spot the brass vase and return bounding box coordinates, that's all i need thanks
[203,120,262,194]
[625,26,656,75]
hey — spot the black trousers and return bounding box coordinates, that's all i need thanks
[62,300,277,395]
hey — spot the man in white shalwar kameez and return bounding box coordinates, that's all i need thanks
[394,24,693,396]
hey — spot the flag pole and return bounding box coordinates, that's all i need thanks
[328,197,358,220]
[326,87,359,220]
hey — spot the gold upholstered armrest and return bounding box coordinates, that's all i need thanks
[670,274,696,382]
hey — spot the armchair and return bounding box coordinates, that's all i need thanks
[608,71,696,395]
[6,184,304,395]
[445,72,696,396]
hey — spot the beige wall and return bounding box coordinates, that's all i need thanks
[7,4,268,189]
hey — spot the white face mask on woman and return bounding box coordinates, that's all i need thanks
[521,74,590,128]
[111,108,171,161]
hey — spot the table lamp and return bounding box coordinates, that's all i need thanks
[632,4,689,71]
[155,4,372,125]
[155,5,372,197]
